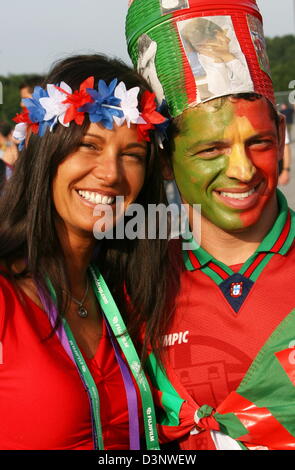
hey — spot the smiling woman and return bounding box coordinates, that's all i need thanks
[53,122,147,236]
[0,54,175,451]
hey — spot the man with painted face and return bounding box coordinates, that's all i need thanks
[126,0,295,450]
[172,95,284,240]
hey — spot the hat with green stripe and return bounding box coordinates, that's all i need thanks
[126,0,275,118]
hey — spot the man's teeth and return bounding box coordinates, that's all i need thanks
[220,188,255,200]
[78,190,115,205]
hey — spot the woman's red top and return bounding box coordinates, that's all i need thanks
[0,273,133,450]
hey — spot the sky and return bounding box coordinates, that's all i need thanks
[0,0,294,76]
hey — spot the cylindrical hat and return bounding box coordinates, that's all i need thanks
[126,0,274,117]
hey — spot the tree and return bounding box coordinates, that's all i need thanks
[266,35,295,92]
[0,74,40,123]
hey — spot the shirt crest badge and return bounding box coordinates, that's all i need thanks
[230,282,243,298]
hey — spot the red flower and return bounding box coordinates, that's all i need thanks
[58,76,95,125]
[137,91,166,142]
[13,107,39,134]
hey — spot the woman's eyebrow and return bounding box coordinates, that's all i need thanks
[125,142,147,151]
[83,136,147,150]
[84,133,105,141]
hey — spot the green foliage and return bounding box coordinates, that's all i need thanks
[266,35,295,92]
[0,75,27,123]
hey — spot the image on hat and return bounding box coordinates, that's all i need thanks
[137,33,165,104]
[247,14,271,78]
[177,16,254,103]
[160,0,190,15]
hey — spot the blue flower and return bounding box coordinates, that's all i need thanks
[23,87,47,122]
[79,79,123,130]
[22,86,54,137]
[18,140,25,151]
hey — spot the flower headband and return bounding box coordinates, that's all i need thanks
[13,76,169,149]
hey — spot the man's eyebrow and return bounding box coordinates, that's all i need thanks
[187,140,228,152]
[246,131,277,142]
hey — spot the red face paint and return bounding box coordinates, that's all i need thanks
[232,99,280,227]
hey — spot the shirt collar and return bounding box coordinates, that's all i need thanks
[183,190,295,271]
[257,190,295,255]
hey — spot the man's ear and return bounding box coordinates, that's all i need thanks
[159,147,174,180]
[278,112,286,162]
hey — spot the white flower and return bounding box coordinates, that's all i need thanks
[114,82,141,127]
[13,123,27,142]
[39,82,72,129]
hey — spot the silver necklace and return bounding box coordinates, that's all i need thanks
[67,278,90,318]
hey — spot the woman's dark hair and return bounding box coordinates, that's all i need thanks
[0,54,179,363]
[0,160,6,192]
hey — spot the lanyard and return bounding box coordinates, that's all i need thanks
[44,282,139,450]
[89,264,160,450]
[104,319,140,450]
[45,267,160,450]
[44,281,104,450]
[61,319,104,450]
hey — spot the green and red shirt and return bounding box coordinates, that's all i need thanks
[147,190,295,450]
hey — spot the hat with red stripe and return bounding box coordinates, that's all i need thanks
[126,0,275,117]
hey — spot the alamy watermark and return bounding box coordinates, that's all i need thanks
[92,197,201,250]
[288,80,295,105]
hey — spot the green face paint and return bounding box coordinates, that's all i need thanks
[171,97,281,232]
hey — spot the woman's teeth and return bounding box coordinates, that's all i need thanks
[220,188,255,200]
[78,190,115,205]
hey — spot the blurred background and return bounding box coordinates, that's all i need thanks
[0,0,295,203]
